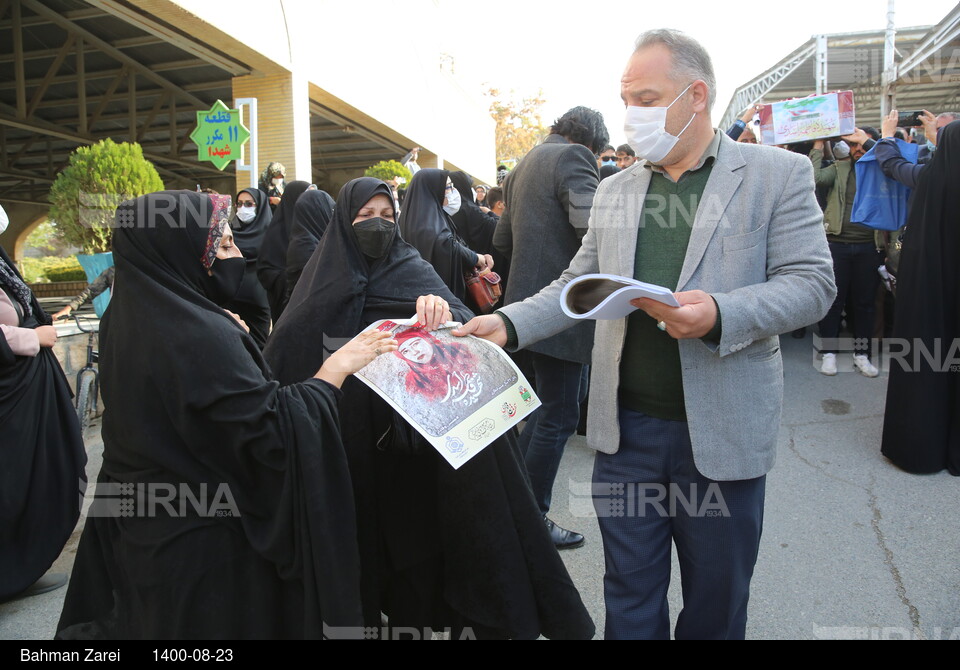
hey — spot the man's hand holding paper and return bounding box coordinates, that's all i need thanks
[631,289,718,339]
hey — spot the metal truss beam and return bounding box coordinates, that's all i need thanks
[720,44,816,128]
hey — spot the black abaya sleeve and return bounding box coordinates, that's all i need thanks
[150,336,364,632]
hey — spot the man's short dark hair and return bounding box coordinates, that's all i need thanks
[616,144,635,157]
[486,186,504,207]
[600,145,615,154]
[550,106,609,155]
[861,126,881,141]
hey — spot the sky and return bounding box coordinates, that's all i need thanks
[434,0,957,146]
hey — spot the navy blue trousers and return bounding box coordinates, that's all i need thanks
[518,352,588,515]
[593,407,766,639]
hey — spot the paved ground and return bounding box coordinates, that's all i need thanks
[2,330,958,640]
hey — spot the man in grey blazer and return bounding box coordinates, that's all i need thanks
[455,29,836,639]
[493,106,607,549]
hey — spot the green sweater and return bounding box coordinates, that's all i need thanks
[619,165,715,421]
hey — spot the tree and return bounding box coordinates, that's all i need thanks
[485,87,549,166]
[24,221,73,256]
[364,160,413,187]
[49,138,164,254]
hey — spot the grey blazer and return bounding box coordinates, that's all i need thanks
[500,133,837,481]
[493,134,598,364]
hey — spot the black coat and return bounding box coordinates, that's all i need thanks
[494,134,598,364]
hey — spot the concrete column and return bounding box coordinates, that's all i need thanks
[231,70,313,194]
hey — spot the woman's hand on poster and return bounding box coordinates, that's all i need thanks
[316,330,398,388]
[36,325,58,348]
[475,254,495,272]
[415,294,452,331]
[452,314,508,347]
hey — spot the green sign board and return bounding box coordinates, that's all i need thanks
[189,100,250,171]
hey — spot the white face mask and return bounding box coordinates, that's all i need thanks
[0,206,8,236]
[624,83,696,164]
[236,207,257,224]
[443,186,461,216]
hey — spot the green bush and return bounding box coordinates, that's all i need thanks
[364,160,413,186]
[49,138,164,254]
[19,256,85,283]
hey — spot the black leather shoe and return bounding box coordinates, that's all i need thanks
[545,517,585,550]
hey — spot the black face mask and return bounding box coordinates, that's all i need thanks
[353,217,397,259]
[200,256,245,307]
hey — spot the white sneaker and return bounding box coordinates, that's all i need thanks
[820,353,838,376]
[853,354,879,377]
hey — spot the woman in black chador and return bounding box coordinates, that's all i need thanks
[0,245,86,602]
[881,121,960,475]
[265,177,594,639]
[256,180,313,323]
[398,168,492,305]
[285,188,336,302]
[224,186,272,348]
[56,191,396,639]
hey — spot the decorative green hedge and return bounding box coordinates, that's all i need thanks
[20,256,86,283]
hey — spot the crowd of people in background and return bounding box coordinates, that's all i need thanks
[1,23,958,641]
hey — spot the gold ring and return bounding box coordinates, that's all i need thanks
[657,321,667,331]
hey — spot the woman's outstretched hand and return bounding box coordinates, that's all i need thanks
[316,330,398,388]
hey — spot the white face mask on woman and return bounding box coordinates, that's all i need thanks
[0,206,8,236]
[236,207,257,224]
[443,185,461,216]
[623,82,696,164]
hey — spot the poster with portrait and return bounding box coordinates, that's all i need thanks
[355,318,541,469]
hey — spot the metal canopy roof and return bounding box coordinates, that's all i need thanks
[0,0,410,206]
[721,3,960,131]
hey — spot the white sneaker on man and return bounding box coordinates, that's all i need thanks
[853,354,879,377]
[820,353,838,376]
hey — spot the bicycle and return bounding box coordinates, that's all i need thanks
[70,314,100,439]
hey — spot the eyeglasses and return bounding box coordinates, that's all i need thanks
[236,201,257,208]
